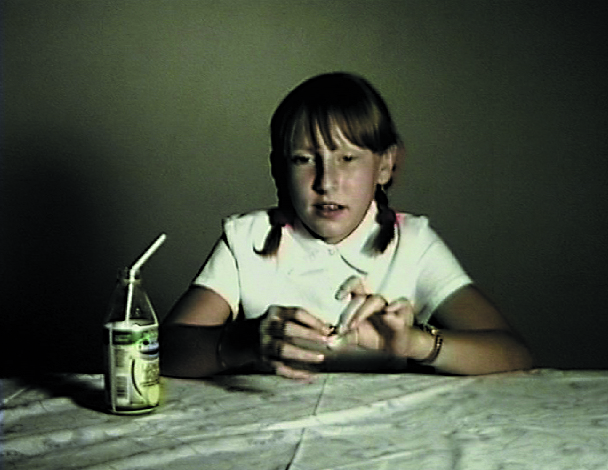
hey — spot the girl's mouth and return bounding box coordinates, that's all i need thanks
[314,203,346,217]
[315,203,343,211]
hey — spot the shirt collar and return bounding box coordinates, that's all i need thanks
[285,201,383,274]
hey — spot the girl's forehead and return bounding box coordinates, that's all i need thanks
[290,123,354,151]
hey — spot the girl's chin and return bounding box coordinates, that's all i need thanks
[306,223,353,244]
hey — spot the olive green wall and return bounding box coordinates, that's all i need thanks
[2,1,607,373]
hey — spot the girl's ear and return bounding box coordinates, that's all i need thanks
[376,145,398,186]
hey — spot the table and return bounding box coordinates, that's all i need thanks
[2,369,608,469]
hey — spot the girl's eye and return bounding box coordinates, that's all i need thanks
[291,155,312,165]
[343,155,356,163]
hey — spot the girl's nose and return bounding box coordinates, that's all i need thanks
[313,160,338,194]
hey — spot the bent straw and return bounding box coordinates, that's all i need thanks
[125,233,167,324]
[129,233,167,279]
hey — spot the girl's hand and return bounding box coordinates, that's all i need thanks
[337,277,423,358]
[348,296,419,357]
[258,305,332,381]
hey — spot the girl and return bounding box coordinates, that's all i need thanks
[161,72,533,381]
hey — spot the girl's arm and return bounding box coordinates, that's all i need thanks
[424,286,533,375]
[348,285,533,375]
[160,287,258,377]
[160,286,329,379]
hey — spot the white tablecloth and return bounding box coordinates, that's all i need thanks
[2,369,608,469]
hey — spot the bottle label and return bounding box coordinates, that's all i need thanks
[104,322,160,414]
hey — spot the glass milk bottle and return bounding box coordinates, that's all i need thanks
[103,268,160,414]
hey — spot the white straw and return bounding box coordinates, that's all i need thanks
[129,233,167,278]
[125,233,167,324]
[125,281,135,325]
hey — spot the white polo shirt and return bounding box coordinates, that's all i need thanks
[193,203,472,326]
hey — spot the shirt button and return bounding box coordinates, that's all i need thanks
[328,247,337,256]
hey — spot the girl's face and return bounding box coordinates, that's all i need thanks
[286,125,394,244]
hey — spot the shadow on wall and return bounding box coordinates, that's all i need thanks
[1,129,117,376]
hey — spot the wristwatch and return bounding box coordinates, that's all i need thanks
[416,323,443,365]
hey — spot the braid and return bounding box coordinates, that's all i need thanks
[255,207,292,257]
[373,184,396,253]
[255,150,294,257]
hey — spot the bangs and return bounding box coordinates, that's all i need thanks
[273,73,398,157]
[287,105,387,155]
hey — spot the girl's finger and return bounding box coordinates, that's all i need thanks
[385,297,414,314]
[335,295,367,335]
[285,321,329,344]
[280,342,325,363]
[346,294,388,330]
[261,335,325,362]
[289,308,333,335]
[364,297,414,332]
[264,306,331,336]
[273,362,317,382]
[335,276,368,300]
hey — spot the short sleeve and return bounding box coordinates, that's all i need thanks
[414,227,472,322]
[192,236,240,318]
